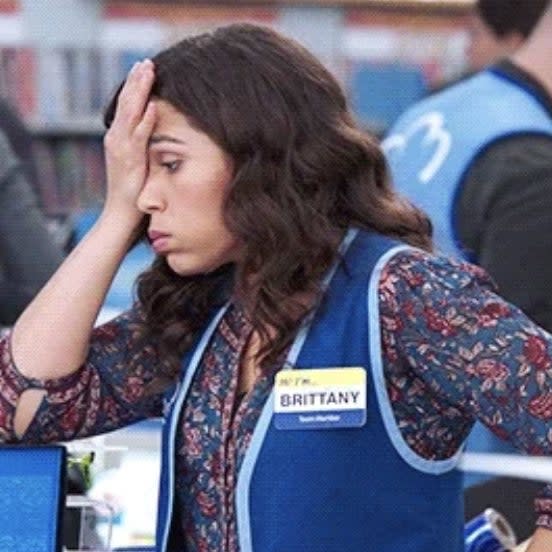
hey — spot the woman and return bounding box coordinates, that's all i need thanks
[0,24,551,551]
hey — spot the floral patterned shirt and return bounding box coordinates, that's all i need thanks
[1,249,552,550]
[175,304,278,551]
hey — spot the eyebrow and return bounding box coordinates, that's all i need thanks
[149,134,187,146]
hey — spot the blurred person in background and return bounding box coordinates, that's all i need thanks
[428,0,547,95]
[0,99,74,250]
[467,0,549,72]
[0,125,64,328]
[0,100,41,195]
[384,0,552,542]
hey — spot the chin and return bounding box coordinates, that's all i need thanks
[166,254,224,277]
[166,259,202,276]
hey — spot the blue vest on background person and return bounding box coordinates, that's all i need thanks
[383,68,552,486]
[383,68,552,259]
[154,229,465,552]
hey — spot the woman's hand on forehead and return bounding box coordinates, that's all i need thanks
[102,60,157,228]
[113,59,156,129]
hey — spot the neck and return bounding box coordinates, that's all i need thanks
[511,10,552,95]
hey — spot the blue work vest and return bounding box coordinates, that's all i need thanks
[383,68,552,260]
[155,229,464,552]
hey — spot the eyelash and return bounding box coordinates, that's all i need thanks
[160,160,182,174]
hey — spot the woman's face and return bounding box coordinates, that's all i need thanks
[138,99,241,276]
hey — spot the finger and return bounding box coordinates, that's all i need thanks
[113,60,156,129]
[116,61,155,125]
[113,61,142,119]
[134,101,157,143]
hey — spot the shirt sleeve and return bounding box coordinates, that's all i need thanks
[0,307,167,444]
[379,248,552,456]
[535,485,552,530]
[456,135,552,332]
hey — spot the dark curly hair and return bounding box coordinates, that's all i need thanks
[104,23,432,378]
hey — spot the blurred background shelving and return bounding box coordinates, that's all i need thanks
[0,0,474,216]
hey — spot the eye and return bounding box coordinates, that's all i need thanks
[160,160,182,174]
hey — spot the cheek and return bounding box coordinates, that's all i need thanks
[197,181,233,228]
[166,235,240,276]
[205,226,241,261]
[183,161,232,206]
[186,192,228,233]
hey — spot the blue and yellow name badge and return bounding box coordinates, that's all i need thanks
[274,367,367,430]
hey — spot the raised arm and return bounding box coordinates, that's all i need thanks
[8,60,156,430]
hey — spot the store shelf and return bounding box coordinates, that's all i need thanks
[28,117,105,137]
[108,0,475,11]
[0,3,469,215]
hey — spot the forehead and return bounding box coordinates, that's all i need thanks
[153,99,191,129]
[150,99,211,148]
[149,99,233,170]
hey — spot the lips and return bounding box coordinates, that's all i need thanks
[148,230,171,253]
[148,230,170,241]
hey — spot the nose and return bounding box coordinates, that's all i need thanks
[136,176,165,214]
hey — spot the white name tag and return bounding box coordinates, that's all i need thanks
[274,367,367,430]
